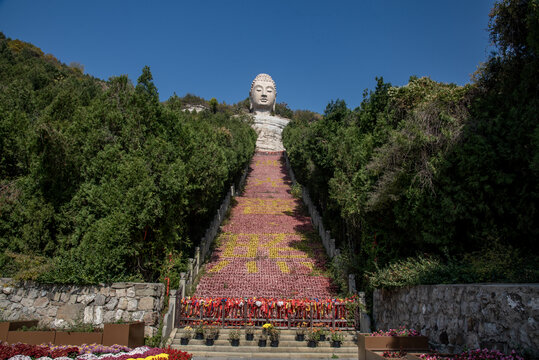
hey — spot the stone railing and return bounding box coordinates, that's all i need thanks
[161,160,251,342]
[283,152,355,291]
[284,151,370,332]
[0,279,164,337]
[373,284,539,357]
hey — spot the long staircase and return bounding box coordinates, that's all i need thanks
[170,152,358,358]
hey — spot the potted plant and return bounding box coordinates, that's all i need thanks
[258,333,267,347]
[319,327,328,341]
[269,328,280,347]
[180,326,193,345]
[204,325,219,346]
[296,322,307,341]
[262,323,274,336]
[330,330,344,348]
[306,328,320,348]
[194,323,204,339]
[228,328,240,346]
[245,324,255,341]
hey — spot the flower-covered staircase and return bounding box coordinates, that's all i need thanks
[171,152,358,358]
[195,152,335,299]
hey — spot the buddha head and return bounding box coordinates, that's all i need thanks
[249,73,277,113]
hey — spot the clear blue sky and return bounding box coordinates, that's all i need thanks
[0,0,495,113]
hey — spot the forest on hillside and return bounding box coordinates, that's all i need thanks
[0,32,257,285]
[283,0,538,291]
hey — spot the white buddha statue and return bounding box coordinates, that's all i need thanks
[249,73,289,152]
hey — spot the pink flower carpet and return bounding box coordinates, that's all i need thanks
[194,152,337,299]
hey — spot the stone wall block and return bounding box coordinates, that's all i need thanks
[117,298,128,310]
[34,297,49,308]
[100,287,111,296]
[27,289,38,299]
[78,294,96,305]
[105,297,118,310]
[127,299,138,311]
[132,311,144,321]
[2,286,13,295]
[58,303,84,321]
[93,306,103,325]
[143,312,158,325]
[136,287,157,297]
[126,287,136,298]
[138,297,154,310]
[21,298,33,308]
[94,294,106,306]
[103,310,116,323]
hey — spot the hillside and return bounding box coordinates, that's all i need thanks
[283,0,539,290]
[0,33,257,284]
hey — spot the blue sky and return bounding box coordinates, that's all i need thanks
[0,0,495,113]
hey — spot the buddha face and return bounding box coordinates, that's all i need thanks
[249,74,277,113]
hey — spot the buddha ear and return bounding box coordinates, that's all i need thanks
[273,102,275,112]
[250,99,253,112]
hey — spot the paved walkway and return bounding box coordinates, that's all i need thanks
[195,152,336,299]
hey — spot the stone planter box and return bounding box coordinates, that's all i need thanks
[103,322,144,348]
[0,321,39,342]
[7,330,56,345]
[358,334,429,360]
[54,331,104,345]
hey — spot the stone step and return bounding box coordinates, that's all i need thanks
[171,344,357,354]
[188,351,357,359]
[177,329,356,336]
[173,339,357,348]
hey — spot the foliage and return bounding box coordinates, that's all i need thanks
[330,329,344,342]
[290,183,302,199]
[370,326,420,337]
[228,328,240,340]
[306,328,321,342]
[0,33,256,284]
[283,0,538,290]
[159,347,193,360]
[181,326,193,339]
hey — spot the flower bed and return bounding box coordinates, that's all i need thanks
[0,344,191,360]
[415,349,524,360]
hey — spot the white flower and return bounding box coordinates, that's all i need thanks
[76,354,98,360]
[9,356,32,360]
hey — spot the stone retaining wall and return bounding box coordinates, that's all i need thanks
[373,284,538,357]
[0,278,165,337]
